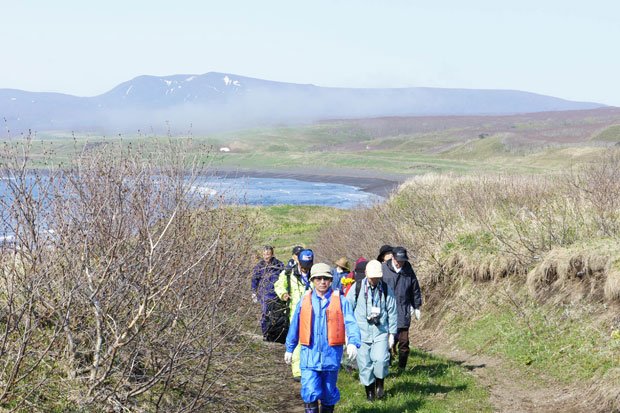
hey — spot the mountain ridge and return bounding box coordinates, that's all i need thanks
[0,72,608,134]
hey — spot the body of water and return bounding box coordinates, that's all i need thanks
[192,177,383,209]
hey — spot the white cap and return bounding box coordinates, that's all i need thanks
[365,260,383,278]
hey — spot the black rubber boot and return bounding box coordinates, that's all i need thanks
[320,404,335,413]
[304,401,319,413]
[398,352,408,369]
[365,384,376,401]
[375,377,385,399]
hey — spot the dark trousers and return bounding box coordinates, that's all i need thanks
[391,328,410,367]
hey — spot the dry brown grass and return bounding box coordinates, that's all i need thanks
[317,148,620,304]
[525,243,619,303]
[604,262,620,302]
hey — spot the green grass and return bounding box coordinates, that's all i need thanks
[252,205,348,258]
[336,349,492,413]
[450,289,620,383]
[16,112,619,176]
[593,124,620,143]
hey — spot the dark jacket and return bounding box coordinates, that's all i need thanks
[381,261,422,328]
[252,257,284,302]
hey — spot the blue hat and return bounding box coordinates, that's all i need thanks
[298,249,314,268]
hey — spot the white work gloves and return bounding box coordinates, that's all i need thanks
[388,334,395,349]
[284,352,293,365]
[346,344,358,361]
[251,293,258,303]
[410,306,421,320]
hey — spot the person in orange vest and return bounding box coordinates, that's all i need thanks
[284,263,361,413]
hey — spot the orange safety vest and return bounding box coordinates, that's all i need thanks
[299,290,346,346]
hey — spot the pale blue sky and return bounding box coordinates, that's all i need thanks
[2,0,619,105]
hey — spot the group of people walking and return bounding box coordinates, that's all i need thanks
[251,244,423,412]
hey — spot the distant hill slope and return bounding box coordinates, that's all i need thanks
[0,72,608,134]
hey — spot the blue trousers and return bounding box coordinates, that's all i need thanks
[300,369,340,405]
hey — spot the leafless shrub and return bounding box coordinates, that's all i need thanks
[568,148,620,237]
[0,137,260,411]
[318,149,620,303]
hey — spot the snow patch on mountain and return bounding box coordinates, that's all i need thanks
[223,75,241,87]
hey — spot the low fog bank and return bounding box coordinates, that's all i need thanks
[1,85,607,137]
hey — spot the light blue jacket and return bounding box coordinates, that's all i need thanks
[346,279,398,343]
[286,288,361,371]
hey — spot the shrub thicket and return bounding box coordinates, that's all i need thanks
[317,148,620,301]
[0,138,260,411]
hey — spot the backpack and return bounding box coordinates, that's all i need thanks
[264,269,292,344]
[354,278,388,306]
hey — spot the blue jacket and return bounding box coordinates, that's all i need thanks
[251,257,284,302]
[330,268,348,291]
[286,288,361,371]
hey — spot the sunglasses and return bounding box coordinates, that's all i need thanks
[313,276,332,281]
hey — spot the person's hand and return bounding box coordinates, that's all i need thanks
[388,334,395,348]
[346,344,357,361]
[414,308,421,320]
[251,293,258,303]
[282,293,290,301]
[284,352,293,364]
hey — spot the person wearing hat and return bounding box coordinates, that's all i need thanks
[330,256,351,292]
[251,245,285,341]
[346,260,397,401]
[284,263,361,413]
[275,248,315,381]
[381,246,422,370]
[286,245,304,270]
[377,244,393,263]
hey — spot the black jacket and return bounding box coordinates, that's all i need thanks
[382,261,422,328]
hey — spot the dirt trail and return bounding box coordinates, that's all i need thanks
[415,329,597,413]
[258,330,608,413]
[243,332,304,412]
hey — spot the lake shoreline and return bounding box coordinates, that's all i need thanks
[210,167,407,197]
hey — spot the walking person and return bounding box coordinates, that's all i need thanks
[251,245,285,341]
[284,263,361,413]
[330,256,350,292]
[274,249,314,381]
[381,246,422,370]
[286,245,304,270]
[377,244,393,263]
[342,257,368,297]
[346,260,398,401]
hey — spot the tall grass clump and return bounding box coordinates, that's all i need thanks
[0,137,261,412]
[317,149,620,302]
[316,148,620,410]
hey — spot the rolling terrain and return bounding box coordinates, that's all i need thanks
[0,72,606,134]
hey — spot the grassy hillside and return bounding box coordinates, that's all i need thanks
[314,149,620,411]
[12,107,620,176]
